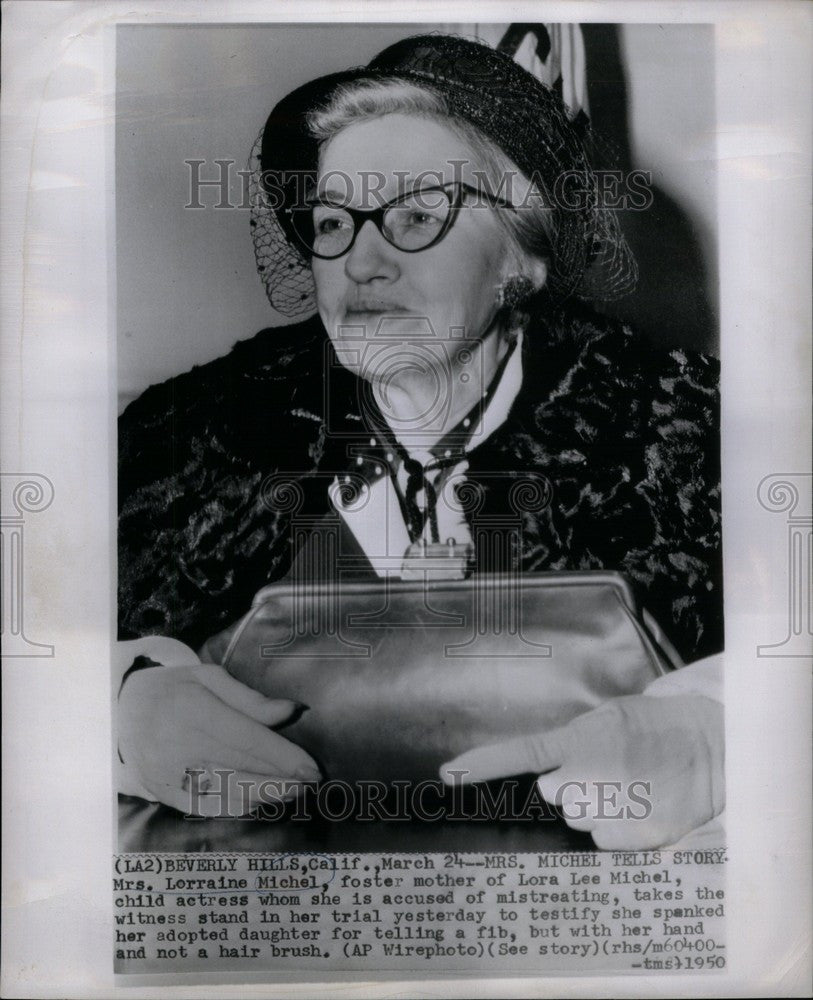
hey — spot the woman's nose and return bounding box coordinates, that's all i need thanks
[344,219,399,284]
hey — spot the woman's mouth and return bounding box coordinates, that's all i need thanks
[345,304,409,315]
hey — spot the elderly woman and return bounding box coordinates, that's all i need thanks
[117,34,723,848]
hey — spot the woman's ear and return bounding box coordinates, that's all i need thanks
[496,256,548,312]
[527,256,548,293]
[498,254,548,295]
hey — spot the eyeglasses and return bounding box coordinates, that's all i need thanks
[284,182,516,260]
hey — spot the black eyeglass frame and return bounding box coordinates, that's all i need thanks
[284,181,517,260]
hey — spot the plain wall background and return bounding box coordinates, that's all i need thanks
[116,23,717,409]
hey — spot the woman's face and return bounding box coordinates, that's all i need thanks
[312,114,514,389]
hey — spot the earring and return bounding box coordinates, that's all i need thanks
[496,274,536,311]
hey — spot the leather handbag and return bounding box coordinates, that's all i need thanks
[214,571,681,783]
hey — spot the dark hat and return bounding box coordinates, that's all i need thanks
[251,33,635,316]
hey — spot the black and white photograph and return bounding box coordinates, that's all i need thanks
[116,21,724,854]
[1,2,810,996]
[111,17,729,973]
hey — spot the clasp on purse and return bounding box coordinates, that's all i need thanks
[400,538,474,581]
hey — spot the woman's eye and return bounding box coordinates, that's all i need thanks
[405,210,442,227]
[314,214,350,235]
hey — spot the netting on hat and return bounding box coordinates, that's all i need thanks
[249,128,317,319]
[249,33,638,319]
[562,126,639,302]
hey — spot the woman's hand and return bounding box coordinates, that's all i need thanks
[440,693,724,849]
[118,662,321,817]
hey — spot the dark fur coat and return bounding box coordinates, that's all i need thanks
[119,303,722,662]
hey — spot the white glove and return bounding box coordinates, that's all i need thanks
[117,642,320,817]
[441,692,724,850]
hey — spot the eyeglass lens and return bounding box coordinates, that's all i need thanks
[293,187,453,257]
